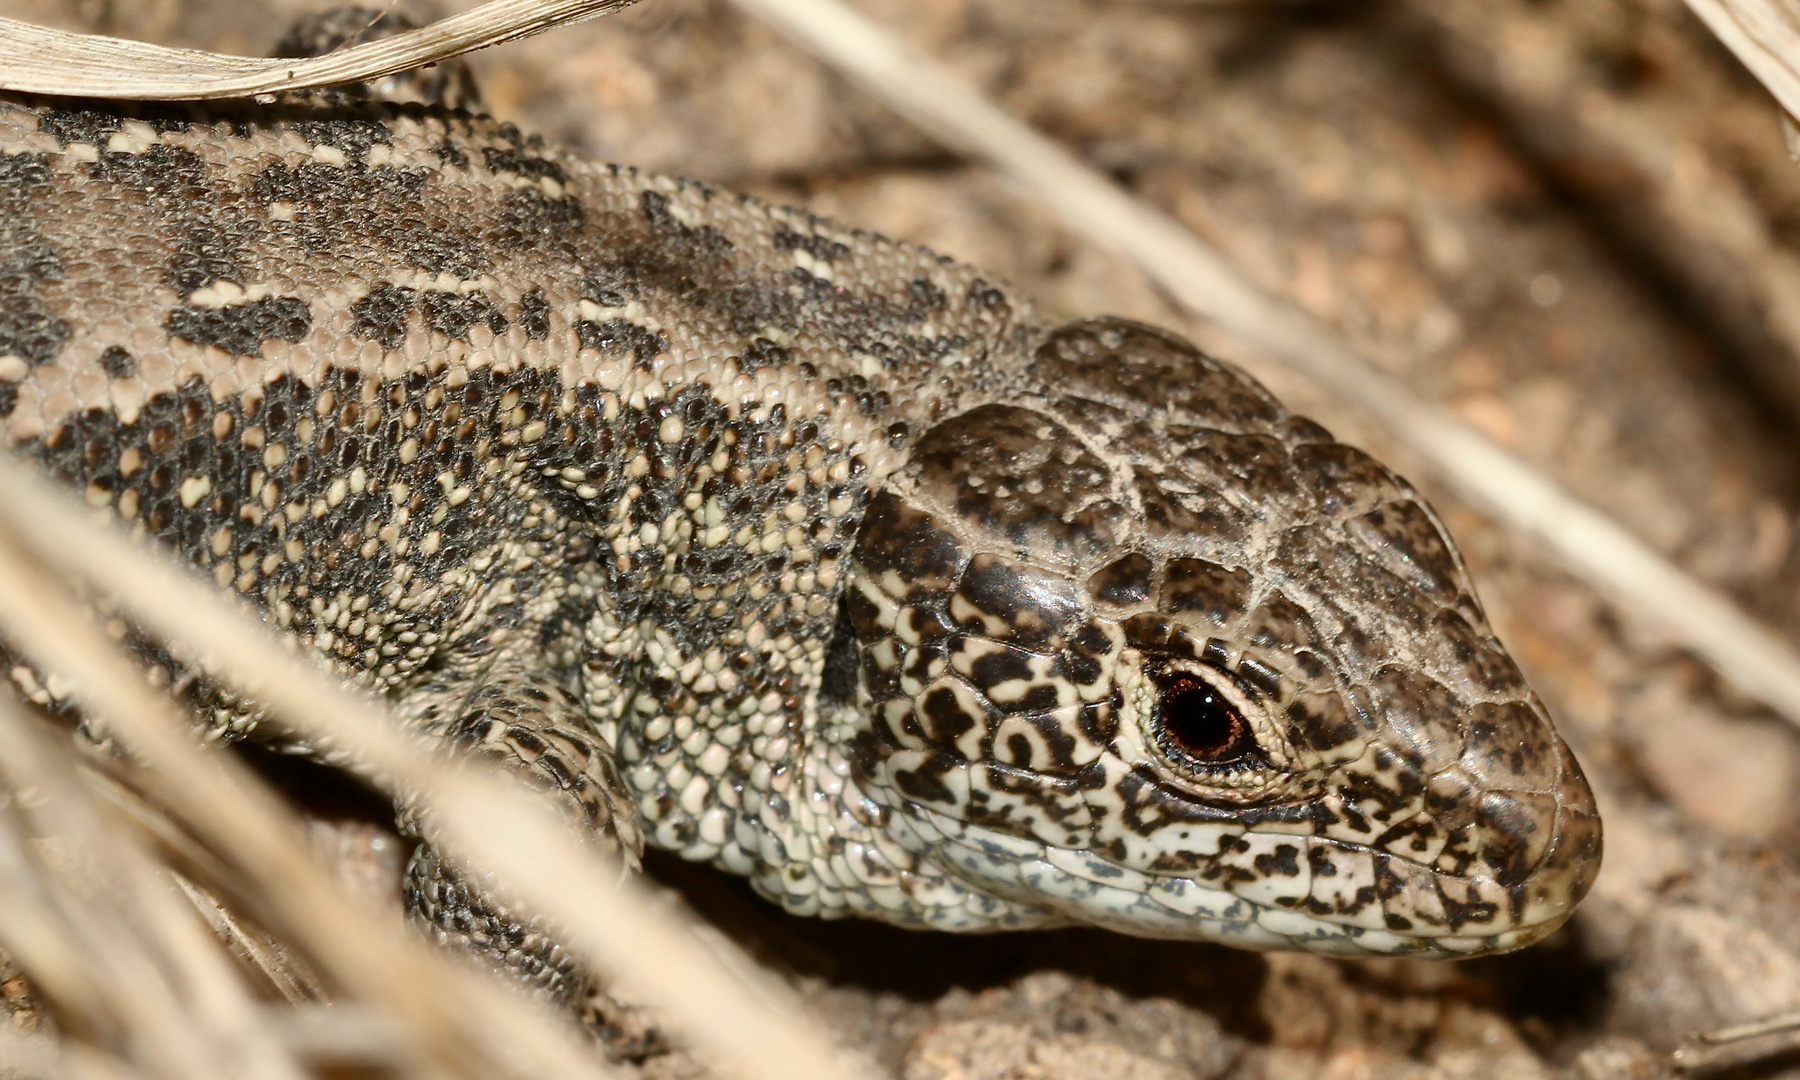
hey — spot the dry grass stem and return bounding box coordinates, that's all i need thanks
[0,0,638,99]
[1683,0,1800,121]
[165,872,325,1007]
[730,0,1800,732]
[79,759,326,1006]
[0,691,305,1080]
[0,454,876,1080]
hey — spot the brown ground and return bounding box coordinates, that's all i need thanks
[9,0,1800,1076]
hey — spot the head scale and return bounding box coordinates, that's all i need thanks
[840,317,1600,957]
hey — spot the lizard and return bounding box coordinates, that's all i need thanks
[0,4,1601,1033]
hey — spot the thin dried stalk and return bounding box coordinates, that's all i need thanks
[0,691,306,1080]
[0,512,621,1080]
[0,0,637,99]
[82,760,325,1006]
[166,872,325,1007]
[1674,1008,1800,1071]
[730,0,1800,732]
[1683,0,1800,121]
[0,455,876,1080]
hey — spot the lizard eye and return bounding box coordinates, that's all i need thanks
[1152,668,1262,772]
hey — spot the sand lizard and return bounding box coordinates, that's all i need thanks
[0,7,1601,1019]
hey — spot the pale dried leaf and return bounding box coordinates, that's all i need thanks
[1684,0,1800,121]
[0,0,637,99]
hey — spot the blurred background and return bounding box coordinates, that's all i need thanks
[8,0,1800,1075]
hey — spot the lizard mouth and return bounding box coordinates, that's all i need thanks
[862,726,1601,958]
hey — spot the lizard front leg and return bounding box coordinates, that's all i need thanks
[393,656,655,1053]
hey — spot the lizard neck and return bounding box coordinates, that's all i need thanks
[617,685,1064,929]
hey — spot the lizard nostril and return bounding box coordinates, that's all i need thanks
[1156,674,1252,763]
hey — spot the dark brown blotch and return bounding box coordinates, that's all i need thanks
[420,289,507,342]
[1134,474,1251,550]
[918,685,983,758]
[956,553,1083,647]
[1475,790,1557,885]
[912,403,1126,562]
[1176,430,1303,512]
[165,295,311,357]
[1431,609,1527,697]
[854,489,967,593]
[891,752,964,808]
[964,641,1036,692]
[351,282,415,350]
[1285,688,1360,754]
[576,317,666,369]
[1161,558,1252,629]
[1369,666,1467,774]
[1253,843,1303,878]
[1086,552,1153,606]
[97,346,137,378]
[1242,591,1323,656]
[1459,701,1558,793]
[1288,441,1406,521]
[1348,500,1464,600]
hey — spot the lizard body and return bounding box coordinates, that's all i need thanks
[0,23,1599,1011]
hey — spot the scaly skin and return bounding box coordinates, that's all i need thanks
[0,25,1599,1014]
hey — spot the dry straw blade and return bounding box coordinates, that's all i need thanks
[0,690,307,1080]
[0,455,878,1080]
[0,0,638,99]
[1682,0,1800,122]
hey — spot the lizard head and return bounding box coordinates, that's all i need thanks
[840,317,1600,957]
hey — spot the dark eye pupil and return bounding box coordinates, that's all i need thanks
[1157,675,1248,762]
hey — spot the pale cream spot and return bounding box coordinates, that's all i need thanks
[179,476,211,507]
[188,281,276,309]
[791,248,835,281]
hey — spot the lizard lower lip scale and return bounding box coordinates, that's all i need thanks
[0,15,1599,1018]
